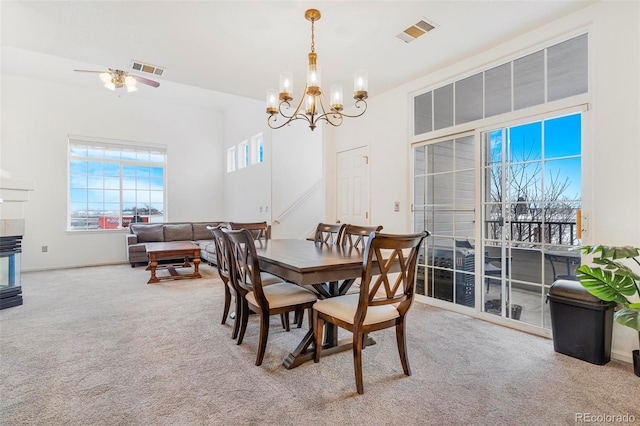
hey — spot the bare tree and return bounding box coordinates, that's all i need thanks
[487,137,580,246]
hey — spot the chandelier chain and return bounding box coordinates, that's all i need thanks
[310,18,315,53]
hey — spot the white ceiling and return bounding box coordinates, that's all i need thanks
[1,1,596,110]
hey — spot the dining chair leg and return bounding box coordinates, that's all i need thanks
[281,313,290,332]
[237,300,250,345]
[313,311,323,363]
[221,284,231,325]
[255,311,270,366]
[395,319,411,376]
[295,307,304,328]
[231,294,242,340]
[353,330,365,395]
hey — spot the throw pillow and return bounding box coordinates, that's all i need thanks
[164,223,193,242]
[193,223,219,240]
[131,224,164,243]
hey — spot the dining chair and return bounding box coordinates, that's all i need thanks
[227,221,292,330]
[340,224,383,249]
[209,225,244,339]
[313,230,428,394]
[302,223,347,325]
[225,228,318,366]
[314,223,346,245]
[229,221,270,241]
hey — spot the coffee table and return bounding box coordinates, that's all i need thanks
[145,242,202,284]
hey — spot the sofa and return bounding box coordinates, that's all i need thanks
[126,221,226,267]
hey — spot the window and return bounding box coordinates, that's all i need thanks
[413,33,588,136]
[239,140,250,169]
[227,146,237,173]
[68,137,166,230]
[250,133,264,165]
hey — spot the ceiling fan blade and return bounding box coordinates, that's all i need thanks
[131,74,160,88]
[73,69,106,73]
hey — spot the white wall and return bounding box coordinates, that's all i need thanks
[271,123,323,239]
[222,98,272,224]
[328,1,640,361]
[223,99,324,239]
[327,90,411,234]
[1,73,225,270]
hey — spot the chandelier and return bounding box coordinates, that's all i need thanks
[266,9,368,131]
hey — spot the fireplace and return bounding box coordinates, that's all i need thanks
[0,236,22,309]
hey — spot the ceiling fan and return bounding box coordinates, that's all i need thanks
[74,68,160,92]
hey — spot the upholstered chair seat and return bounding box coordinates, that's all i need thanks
[246,282,318,310]
[258,272,283,286]
[313,293,399,325]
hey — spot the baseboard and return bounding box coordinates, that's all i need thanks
[23,261,131,273]
[611,349,633,364]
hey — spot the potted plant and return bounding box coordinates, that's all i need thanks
[576,245,640,376]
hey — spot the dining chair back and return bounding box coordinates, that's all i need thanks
[314,223,346,245]
[313,230,429,394]
[340,224,383,249]
[225,228,318,366]
[209,225,244,339]
[229,221,270,242]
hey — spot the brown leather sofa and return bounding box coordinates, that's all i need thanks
[125,221,225,267]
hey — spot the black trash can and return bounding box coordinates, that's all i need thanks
[547,279,616,365]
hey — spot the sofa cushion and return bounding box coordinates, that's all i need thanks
[131,224,164,243]
[193,223,216,240]
[164,223,193,242]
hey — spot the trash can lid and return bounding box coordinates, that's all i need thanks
[548,279,613,305]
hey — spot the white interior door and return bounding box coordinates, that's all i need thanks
[336,146,369,225]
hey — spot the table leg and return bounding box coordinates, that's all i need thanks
[193,257,201,278]
[283,329,375,370]
[148,254,159,284]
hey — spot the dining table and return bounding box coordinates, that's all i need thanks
[254,238,374,369]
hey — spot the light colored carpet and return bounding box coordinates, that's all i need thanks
[1,264,638,426]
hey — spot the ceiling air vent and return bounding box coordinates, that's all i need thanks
[396,18,437,43]
[131,60,165,77]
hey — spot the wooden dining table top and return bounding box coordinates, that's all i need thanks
[255,239,366,286]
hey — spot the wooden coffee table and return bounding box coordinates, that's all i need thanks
[145,242,202,284]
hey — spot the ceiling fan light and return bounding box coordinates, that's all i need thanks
[125,75,137,87]
[126,85,138,93]
[104,82,116,91]
[99,72,111,84]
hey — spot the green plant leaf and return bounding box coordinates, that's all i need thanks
[614,308,640,332]
[576,265,635,304]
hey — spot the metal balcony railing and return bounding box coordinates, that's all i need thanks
[485,219,578,246]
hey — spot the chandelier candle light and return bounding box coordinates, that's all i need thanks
[266,9,368,131]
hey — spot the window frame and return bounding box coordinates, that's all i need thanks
[238,140,249,169]
[250,133,264,165]
[227,146,237,173]
[67,136,167,232]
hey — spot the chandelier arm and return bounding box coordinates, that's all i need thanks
[314,93,344,127]
[315,113,344,128]
[268,93,314,130]
[331,99,368,118]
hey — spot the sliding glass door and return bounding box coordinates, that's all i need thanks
[481,112,582,328]
[414,135,476,308]
[414,111,582,331]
